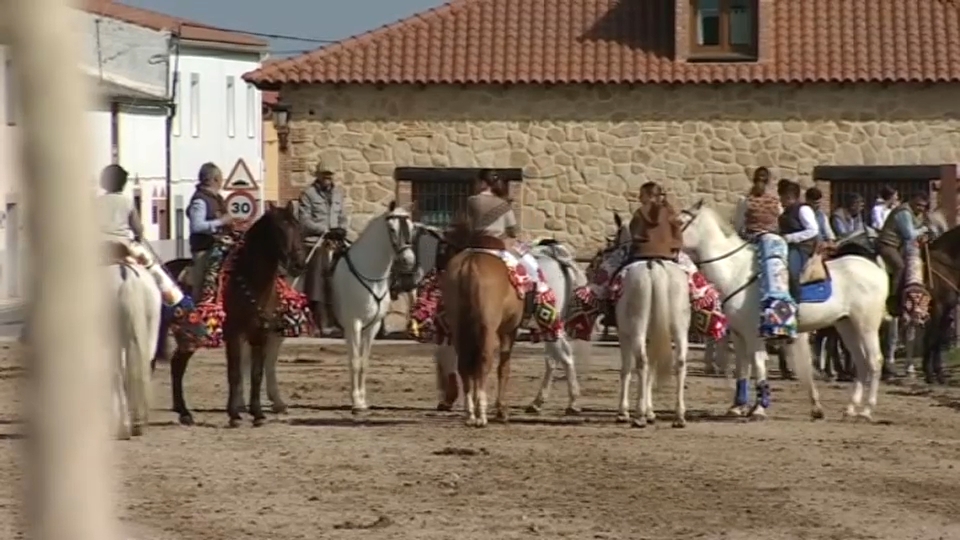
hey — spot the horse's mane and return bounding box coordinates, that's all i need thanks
[930,223,960,260]
[696,206,737,238]
[236,208,286,269]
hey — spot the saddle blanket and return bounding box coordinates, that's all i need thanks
[606,258,728,340]
[408,248,563,344]
[901,241,930,325]
[756,234,798,340]
[176,236,314,350]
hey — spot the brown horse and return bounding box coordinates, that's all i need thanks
[919,226,960,384]
[442,224,525,427]
[158,203,306,426]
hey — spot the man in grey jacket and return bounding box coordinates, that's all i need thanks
[297,166,348,333]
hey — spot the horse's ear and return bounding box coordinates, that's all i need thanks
[613,213,622,228]
[388,200,397,212]
[284,199,298,217]
[265,201,277,211]
[693,198,705,211]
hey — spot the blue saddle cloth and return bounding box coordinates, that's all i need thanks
[798,279,832,304]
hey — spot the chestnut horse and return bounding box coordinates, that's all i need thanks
[442,226,525,427]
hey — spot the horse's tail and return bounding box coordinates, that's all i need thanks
[647,262,676,389]
[117,267,155,429]
[455,254,486,380]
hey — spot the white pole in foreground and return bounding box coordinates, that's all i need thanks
[6,0,118,538]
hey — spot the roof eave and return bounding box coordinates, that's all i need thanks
[177,37,267,55]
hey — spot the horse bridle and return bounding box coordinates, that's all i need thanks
[678,208,758,306]
[340,213,417,330]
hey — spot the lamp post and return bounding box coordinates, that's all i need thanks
[273,102,290,152]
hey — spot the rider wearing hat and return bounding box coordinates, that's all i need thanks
[296,164,348,333]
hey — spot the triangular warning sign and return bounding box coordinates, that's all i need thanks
[224,158,259,190]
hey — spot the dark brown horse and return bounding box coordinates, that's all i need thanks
[158,203,306,426]
[919,225,960,384]
[442,222,525,427]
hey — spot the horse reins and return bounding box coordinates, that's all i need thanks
[678,208,758,306]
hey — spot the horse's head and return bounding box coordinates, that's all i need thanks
[676,198,726,254]
[249,201,307,277]
[609,212,630,247]
[384,201,417,273]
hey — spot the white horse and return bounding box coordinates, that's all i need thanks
[678,201,889,420]
[432,238,588,414]
[615,259,692,428]
[332,202,417,412]
[106,262,162,439]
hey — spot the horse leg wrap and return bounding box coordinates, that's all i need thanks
[734,379,749,406]
[756,380,771,409]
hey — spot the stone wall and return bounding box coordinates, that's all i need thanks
[279,82,960,255]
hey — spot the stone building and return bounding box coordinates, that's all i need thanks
[245,0,960,256]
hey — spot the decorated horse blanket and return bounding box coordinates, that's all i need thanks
[755,234,798,340]
[565,248,727,341]
[408,247,563,344]
[179,235,314,349]
[901,240,931,325]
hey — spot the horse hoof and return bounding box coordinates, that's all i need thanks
[646,415,657,425]
[130,425,144,437]
[252,417,266,427]
[811,407,825,421]
[464,417,478,427]
[436,402,453,412]
[727,406,745,417]
[178,414,195,426]
[672,419,687,429]
[351,407,368,416]
[857,412,874,423]
[271,403,288,415]
[631,418,647,429]
[615,413,630,423]
[525,402,543,414]
[748,407,767,421]
[564,406,582,416]
[228,418,242,428]
[495,411,509,423]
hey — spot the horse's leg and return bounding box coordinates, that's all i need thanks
[748,335,770,419]
[435,345,459,411]
[671,312,690,429]
[903,322,917,377]
[834,319,871,419]
[462,370,477,426]
[494,332,516,422]
[344,320,364,413]
[786,334,825,420]
[475,332,497,428]
[170,345,196,426]
[225,333,245,428]
[248,338,268,427]
[633,336,653,428]
[616,332,633,423]
[114,349,132,440]
[729,333,750,416]
[356,323,378,411]
[263,334,286,414]
[882,318,898,380]
[547,336,581,415]
[526,354,555,414]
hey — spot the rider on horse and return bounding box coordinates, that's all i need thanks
[187,163,234,297]
[628,182,682,261]
[876,191,931,316]
[296,164,349,335]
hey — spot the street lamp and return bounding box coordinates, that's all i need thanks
[272,102,290,152]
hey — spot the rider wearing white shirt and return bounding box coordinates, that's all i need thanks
[777,180,821,297]
[869,185,899,230]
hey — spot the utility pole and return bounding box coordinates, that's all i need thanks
[5,0,118,538]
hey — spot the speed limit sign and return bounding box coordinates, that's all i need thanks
[225,190,257,221]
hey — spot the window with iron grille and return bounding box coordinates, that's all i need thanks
[395,167,523,228]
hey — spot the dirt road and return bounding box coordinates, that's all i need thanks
[0,342,959,540]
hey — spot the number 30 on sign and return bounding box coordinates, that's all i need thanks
[225,191,257,221]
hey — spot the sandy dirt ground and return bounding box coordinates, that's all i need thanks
[0,341,959,540]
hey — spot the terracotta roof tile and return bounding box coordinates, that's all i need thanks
[244,0,960,86]
[86,0,267,48]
